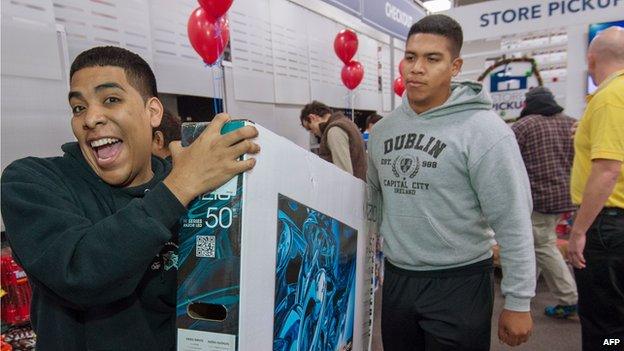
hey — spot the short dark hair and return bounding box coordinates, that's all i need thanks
[153,108,182,145]
[300,101,333,125]
[407,14,463,58]
[70,46,157,101]
[366,113,383,127]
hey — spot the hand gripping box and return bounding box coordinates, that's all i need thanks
[177,120,371,351]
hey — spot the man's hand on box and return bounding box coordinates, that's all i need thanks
[164,113,260,206]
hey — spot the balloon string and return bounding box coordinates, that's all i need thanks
[344,92,349,118]
[350,91,355,121]
[212,19,226,115]
[207,59,223,115]
[212,75,219,115]
[208,62,218,116]
[344,90,354,121]
[206,26,226,117]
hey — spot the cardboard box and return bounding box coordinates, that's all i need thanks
[177,121,370,351]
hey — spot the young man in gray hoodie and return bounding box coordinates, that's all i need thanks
[367,15,535,350]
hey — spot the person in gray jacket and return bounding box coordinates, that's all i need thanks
[367,15,535,350]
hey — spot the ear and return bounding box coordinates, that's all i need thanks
[146,97,164,129]
[451,57,463,77]
[153,131,165,149]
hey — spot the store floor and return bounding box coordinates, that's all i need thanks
[370,272,582,351]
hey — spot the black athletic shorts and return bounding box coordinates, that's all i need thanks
[382,258,494,351]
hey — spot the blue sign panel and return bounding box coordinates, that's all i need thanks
[361,0,425,39]
[319,0,361,16]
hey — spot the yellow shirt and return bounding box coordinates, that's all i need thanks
[571,69,624,208]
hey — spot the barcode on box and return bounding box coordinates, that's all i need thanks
[196,235,215,258]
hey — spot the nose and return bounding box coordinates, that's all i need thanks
[83,106,107,130]
[410,58,426,75]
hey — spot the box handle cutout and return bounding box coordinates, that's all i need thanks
[187,302,228,322]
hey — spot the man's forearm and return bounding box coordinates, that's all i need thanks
[572,159,622,234]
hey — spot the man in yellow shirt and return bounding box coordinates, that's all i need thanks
[568,26,624,351]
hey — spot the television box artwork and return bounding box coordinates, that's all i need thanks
[274,194,357,351]
[177,120,369,351]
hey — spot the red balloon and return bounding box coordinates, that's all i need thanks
[393,76,405,97]
[188,7,230,65]
[341,61,364,90]
[334,29,358,64]
[198,0,233,21]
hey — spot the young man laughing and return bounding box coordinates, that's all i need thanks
[1,46,259,350]
[367,15,535,350]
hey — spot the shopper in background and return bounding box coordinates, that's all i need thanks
[152,108,182,161]
[512,86,578,319]
[568,26,624,351]
[365,113,383,133]
[0,46,259,350]
[363,113,383,149]
[299,101,367,181]
[367,14,535,350]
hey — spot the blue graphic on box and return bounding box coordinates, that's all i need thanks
[176,121,247,338]
[274,194,357,351]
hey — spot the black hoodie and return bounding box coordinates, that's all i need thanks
[1,142,186,350]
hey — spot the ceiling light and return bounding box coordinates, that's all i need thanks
[423,0,452,13]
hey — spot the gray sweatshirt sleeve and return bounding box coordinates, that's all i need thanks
[468,134,536,312]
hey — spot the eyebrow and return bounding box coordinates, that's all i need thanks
[405,51,444,57]
[68,82,126,101]
[95,82,126,93]
[68,91,83,101]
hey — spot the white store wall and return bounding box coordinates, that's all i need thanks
[1,0,402,176]
[1,1,74,171]
[4,0,621,176]
[0,0,406,230]
[565,24,590,120]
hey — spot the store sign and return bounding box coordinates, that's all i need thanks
[479,60,541,120]
[479,0,621,27]
[319,0,361,16]
[361,0,426,39]
[444,0,623,41]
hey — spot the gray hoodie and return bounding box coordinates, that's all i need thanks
[368,81,535,311]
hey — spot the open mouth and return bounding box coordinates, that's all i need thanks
[90,137,123,167]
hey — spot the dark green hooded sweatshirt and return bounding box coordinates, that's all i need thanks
[1,142,186,350]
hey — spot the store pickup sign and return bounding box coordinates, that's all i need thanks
[479,0,622,27]
[444,0,623,41]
